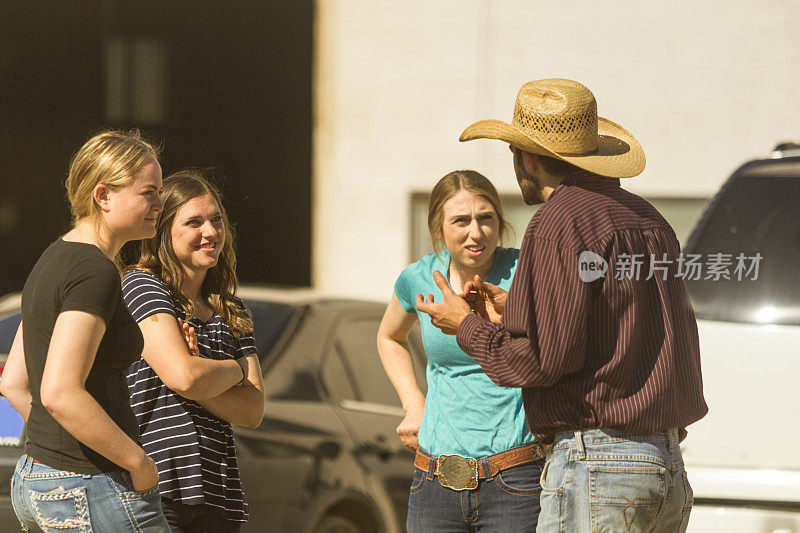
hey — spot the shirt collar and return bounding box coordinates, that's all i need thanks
[549,170,621,201]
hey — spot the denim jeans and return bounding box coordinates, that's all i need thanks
[160,498,241,533]
[537,428,693,533]
[406,452,543,532]
[10,454,169,532]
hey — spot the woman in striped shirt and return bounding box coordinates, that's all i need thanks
[122,170,266,532]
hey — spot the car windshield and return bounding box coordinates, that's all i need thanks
[684,169,800,325]
[242,300,299,363]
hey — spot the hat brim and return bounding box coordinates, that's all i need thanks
[459,117,645,178]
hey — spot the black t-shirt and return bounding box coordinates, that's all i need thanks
[21,238,143,474]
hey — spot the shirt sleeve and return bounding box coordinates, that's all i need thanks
[393,261,420,313]
[457,236,592,388]
[232,298,257,359]
[121,270,178,323]
[60,258,121,325]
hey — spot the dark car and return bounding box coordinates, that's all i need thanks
[0,288,428,533]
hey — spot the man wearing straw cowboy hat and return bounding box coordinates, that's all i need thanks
[417,78,707,532]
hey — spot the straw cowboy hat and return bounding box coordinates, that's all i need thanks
[460,78,645,178]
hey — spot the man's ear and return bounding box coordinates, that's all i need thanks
[93,183,112,213]
[522,151,538,175]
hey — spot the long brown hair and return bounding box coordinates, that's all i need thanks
[129,169,253,338]
[427,170,512,255]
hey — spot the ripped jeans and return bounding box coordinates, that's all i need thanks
[10,454,169,532]
[537,428,693,533]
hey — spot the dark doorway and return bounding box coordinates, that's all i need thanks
[1,1,313,296]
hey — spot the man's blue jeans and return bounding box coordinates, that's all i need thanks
[537,428,693,533]
[11,454,169,532]
[406,453,543,532]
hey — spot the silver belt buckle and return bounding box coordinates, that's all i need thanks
[437,454,478,491]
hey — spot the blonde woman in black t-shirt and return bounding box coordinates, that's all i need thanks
[0,131,171,531]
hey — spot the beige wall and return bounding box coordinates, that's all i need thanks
[313,0,800,299]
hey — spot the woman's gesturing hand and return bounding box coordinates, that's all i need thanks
[397,403,424,450]
[178,318,199,356]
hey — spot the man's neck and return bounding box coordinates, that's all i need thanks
[538,173,564,202]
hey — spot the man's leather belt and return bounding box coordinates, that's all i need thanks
[414,444,543,491]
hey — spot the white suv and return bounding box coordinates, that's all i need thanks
[682,145,800,532]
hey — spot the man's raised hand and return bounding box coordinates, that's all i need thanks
[415,270,472,335]
[462,275,508,324]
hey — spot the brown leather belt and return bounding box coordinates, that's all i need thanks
[414,443,543,486]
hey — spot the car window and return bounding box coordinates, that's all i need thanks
[0,313,24,445]
[258,304,322,403]
[0,313,21,355]
[334,315,403,408]
[684,172,800,325]
[263,348,322,402]
[321,351,358,402]
[242,300,298,364]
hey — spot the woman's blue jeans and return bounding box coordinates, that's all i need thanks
[10,454,169,532]
[537,428,693,533]
[406,454,543,532]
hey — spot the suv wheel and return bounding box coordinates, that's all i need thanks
[312,514,362,533]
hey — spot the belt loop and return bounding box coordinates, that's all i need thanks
[667,428,677,453]
[426,453,436,481]
[574,430,586,460]
[23,454,33,474]
[480,457,494,481]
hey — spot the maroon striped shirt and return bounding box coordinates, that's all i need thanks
[457,172,708,443]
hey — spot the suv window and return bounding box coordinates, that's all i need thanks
[322,351,359,402]
[243,300,297,363]
[0,313,21,355]
[334,315,404,408]
[684,170,800,325]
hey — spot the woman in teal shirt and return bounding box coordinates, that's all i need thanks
[378,170,543,532]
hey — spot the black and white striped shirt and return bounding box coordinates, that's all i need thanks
[122,269,257,522]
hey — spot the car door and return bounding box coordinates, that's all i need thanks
[0,311,25,521]
[321,310,427,533]
[238,299,370,532]
[236,300,332,531]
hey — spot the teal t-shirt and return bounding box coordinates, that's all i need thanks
[394,247,535,457]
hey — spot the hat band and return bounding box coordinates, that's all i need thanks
[511,113,599,153]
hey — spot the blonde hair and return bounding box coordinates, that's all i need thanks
[128,170,253,338]
[65,130,160,224]
[427,170,512,255]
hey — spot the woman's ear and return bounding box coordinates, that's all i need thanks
[93,183,112,213]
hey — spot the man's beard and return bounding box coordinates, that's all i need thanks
[517,176,543,205]
[513,150,544,205]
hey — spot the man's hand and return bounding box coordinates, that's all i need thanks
[416,271,472,335]
[462,275,508,324]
